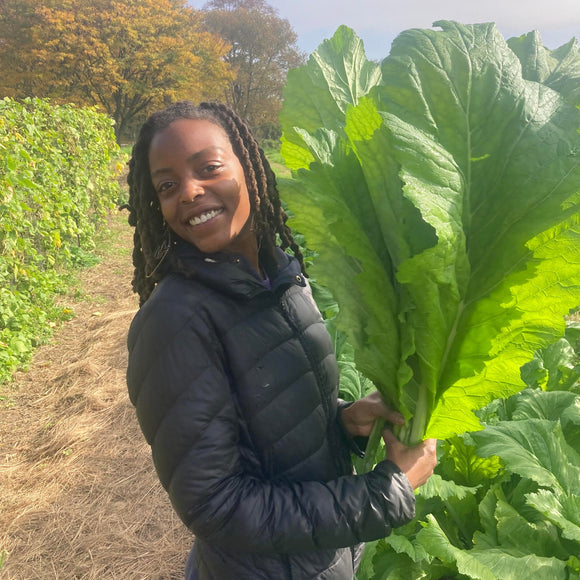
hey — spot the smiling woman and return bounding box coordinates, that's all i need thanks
[124,100,436,580]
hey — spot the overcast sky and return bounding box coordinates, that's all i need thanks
[263,0,580,60]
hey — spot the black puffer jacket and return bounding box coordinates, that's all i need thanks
[126,242,415,579]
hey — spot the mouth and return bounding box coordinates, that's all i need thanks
[188,208,224,227]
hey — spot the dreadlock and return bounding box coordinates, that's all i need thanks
[126,101,305,306]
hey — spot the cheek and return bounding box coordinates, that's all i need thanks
[223,178,251,217]
[237,193,252,230]
[158,198,177,225]
[240,190,252,218]
[158,199,169,218]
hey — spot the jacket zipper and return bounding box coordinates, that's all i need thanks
[278,294,343,474]
[278,296,331,417]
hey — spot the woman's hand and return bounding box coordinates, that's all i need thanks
[383,429,437,489]
[340,391,405,438]
[340,391,437,488]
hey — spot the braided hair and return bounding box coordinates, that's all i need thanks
[126,101,305,306]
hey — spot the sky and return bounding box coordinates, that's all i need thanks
[257,0,580,61]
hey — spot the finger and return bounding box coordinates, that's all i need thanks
[381,428,401,446]
[423,438,438,459]
[380,406,405,425]
[420,438,437,452]
[369,393,405,425]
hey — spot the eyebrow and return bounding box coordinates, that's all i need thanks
[150,146,225,180]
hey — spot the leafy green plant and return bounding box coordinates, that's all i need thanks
[521,321,580,393]
[346,317,580,579]
[278,23,580,457]
[351,317,580,579]
[362,373,580,579]
[0,97,122,382]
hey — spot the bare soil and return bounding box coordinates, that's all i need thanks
[0,211,192,579]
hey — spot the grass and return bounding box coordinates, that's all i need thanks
[0,206,190,579]
[263,145,291,178]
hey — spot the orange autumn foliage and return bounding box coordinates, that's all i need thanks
[0,0,234,141]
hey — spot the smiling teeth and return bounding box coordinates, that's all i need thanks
[189,208,223,226]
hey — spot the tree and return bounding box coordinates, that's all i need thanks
[0,0,233,141]
[202,0,305,135]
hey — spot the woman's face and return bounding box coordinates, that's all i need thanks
[148,118,257,265]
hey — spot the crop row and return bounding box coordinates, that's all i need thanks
[0,97,122,383]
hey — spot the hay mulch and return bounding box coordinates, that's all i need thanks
[0,211,192,579]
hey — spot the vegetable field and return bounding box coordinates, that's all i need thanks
[0,98,122,383]
[0,100,175,577]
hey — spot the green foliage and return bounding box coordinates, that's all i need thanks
[352,319,580,579]
[279,23,580,449]
[263,143,291,179]
[0,97,121,383]
[283,23,580,579]
[521,322,580,393]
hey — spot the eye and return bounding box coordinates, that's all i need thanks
[203,162,223,175]
[155,180,177,196]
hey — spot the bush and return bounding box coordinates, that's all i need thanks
[0,97,122,383]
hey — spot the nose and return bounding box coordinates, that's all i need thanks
[180,177,204,202]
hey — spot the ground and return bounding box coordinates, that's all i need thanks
[0,211,192,579]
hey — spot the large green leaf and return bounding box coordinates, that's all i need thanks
[492,491,571,558]
[277,138,401,397]
[418,472,479,502]
[505,389,580,448]
[470,419,580,494]
[280,21,580,444]
[521,338,580,392]
[508,32,580,107]
[369,548,429,580]
[419,514,568,580]
[439,436,503,487]
[470,416,580,550]
[375,21,580,439]
[428,216,580,438]
[528,489,580,542]
[381,533,430,565]
[279,25,381,171]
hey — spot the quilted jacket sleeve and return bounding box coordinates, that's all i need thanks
[127,293,415,555]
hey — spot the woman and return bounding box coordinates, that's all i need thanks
[125,100,436,579]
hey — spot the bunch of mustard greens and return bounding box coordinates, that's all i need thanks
[278,22,580,459]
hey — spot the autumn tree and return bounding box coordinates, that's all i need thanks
[0,0,233,141]
[202,0,305,136]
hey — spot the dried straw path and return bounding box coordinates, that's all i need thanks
[0,211,191,579]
